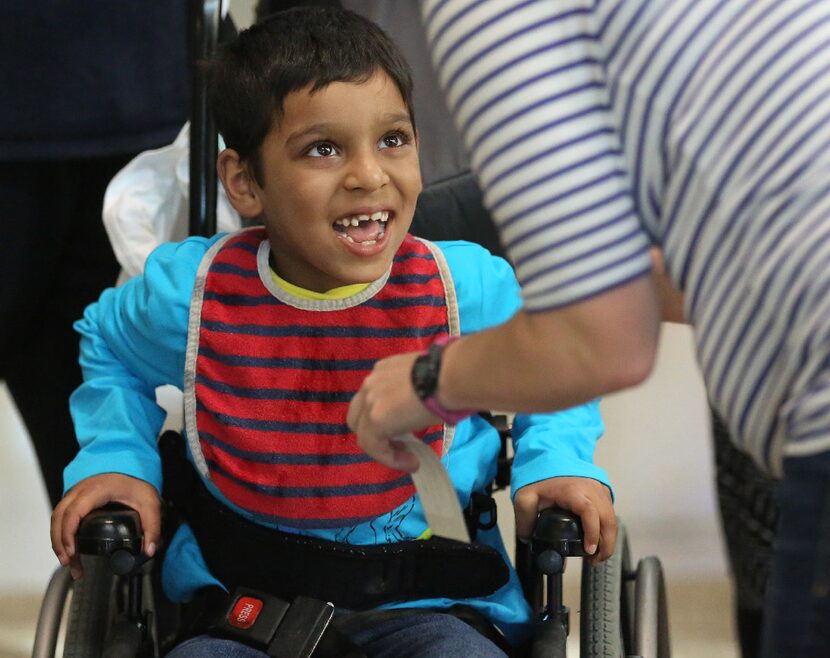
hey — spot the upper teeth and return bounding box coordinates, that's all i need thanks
[338,210,389,227]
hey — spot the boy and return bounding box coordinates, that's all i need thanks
[51,8,615,657]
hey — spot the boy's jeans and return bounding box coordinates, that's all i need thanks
[763,450,830,657]
[167,611,508,658]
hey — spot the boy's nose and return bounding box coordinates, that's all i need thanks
[344,151,390,191]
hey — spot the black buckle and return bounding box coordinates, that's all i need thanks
[269,596,334,658]
[478,412,513,490]
[464,492,498,540]
[215,588,333,658]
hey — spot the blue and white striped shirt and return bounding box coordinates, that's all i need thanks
[421,0,830,474]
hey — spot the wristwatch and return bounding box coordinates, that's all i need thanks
[411,335,474,425]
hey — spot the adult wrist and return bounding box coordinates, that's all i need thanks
[411,335,475,425]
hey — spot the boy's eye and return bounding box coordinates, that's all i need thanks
[378,132,408,150]
[307,142,338,157]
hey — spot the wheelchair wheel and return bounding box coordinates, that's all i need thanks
[579,523,631,658]
[63,555,116,658]
[32,568,73,658]
[632,556,670,658]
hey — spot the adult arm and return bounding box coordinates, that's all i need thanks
[443,242,646,407]
[349,0,660,466]
[350,277,658,469]
[425,0,661,399]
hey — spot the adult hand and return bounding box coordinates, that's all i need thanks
[348,351,439,472]
[514,476,616,564]
[51,473,160,580]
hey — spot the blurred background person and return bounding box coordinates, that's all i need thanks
[0,1,191,507]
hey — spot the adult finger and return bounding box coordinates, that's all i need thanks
[388,439,420,473]
[349,390,398,468]
[346,387,365,432]
[357,426,397,468]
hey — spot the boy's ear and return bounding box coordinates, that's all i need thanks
[216,149,263,218]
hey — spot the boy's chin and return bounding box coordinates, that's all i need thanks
[346,257,396,285]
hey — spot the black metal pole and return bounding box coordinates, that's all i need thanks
[189,0,221,237]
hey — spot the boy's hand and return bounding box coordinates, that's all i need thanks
[51,473,160,580]
[514,476,616,564]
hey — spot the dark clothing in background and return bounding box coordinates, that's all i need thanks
[0,2,190,160]
[0,1,191,506]
[712,412,778,658]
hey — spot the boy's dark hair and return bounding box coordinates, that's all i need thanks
[206,6,415,184]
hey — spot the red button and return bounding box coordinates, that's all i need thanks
[228,596,263,629]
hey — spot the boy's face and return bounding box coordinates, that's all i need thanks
[237,70,421,292]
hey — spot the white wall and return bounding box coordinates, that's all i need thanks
[0,383,55,594]
[598,323,727,578]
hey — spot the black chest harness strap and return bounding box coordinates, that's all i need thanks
[160,432,510,610]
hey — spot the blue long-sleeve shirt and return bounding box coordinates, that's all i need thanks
[65,234,609,645]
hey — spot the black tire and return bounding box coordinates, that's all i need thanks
[633,557,671,658]
[580,522,630,658]
[63,555,116,658]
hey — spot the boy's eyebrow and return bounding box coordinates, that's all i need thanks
[382,112,413,126]
[285,113,414,146]
[285,123,337,146]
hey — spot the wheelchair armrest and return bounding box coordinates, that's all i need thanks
[77,503,145,575]
[531,507,590,558]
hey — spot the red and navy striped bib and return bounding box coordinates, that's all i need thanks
[183,228,456,529]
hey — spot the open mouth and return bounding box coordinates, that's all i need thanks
[333,210,390,246]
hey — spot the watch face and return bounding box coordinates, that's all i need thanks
[412,348,440,399]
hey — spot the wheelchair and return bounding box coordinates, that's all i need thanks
[32,420,670,658]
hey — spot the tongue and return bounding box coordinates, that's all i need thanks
[344,220,381,243]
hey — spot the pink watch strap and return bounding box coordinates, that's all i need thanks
[420,335,475,425]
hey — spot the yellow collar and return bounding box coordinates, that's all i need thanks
[270,270,370,301]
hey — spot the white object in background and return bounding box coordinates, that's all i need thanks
[397,434,469,543]
[103,122,243,281]
[0,384,54,594]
